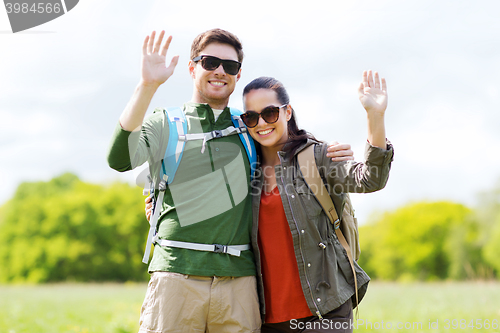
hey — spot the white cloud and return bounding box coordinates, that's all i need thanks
[0,109,61,140]
[398,103,496,165]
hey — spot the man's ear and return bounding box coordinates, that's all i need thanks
[236,68,242,82]
[188,60,196,79]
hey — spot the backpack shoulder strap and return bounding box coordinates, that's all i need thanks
[143,107,186,264]
[297,144,359,312]
[229,108,257,180]
[297,144,339,224]
[161,107,187,184]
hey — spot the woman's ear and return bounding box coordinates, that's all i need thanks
[285,105,292,121]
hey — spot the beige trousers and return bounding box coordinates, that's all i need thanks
[139,272,261,333]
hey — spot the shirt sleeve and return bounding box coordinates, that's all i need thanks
[106,109,169,172]
[316,140,394,194]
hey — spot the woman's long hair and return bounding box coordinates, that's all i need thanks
[243,77,320,159]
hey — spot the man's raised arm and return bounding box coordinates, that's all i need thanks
[107,31,178,172]
[119,31,179,131]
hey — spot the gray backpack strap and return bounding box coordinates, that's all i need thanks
[142,175,167,264]
[181,126,246,153]
[152,237,250,257]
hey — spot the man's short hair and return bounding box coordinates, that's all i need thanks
[190,28,244,63]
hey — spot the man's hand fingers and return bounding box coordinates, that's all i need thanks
[327,143,352,152]
[145,200,153,221]
[153,30,165,54]
[330,156,355,162]
[327,149,354,158]
[327,141,354,160]
[160,35,173,57]
[167,55,179,71]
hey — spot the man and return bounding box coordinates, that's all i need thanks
[107,29,353,333]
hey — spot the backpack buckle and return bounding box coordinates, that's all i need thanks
[212,130,223,138]
[158,179,168,192]
[334,219,341,230]
[213,244,227,254]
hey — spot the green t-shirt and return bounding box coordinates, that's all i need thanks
[107,102,255,277]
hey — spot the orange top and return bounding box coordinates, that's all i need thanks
[258,186,313,323]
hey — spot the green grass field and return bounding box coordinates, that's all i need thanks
[0,281,499,333]
[356,281,500,332]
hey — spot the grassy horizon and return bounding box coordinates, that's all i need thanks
[1,281,499,332]
[356,281,500,332]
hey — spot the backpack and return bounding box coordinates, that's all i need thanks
[297,144,361,308]
[340,196,361,261]
[141,107,257,264]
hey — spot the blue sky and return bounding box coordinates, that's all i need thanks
[1,0,500,223]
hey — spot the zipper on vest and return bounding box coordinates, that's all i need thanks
[278,153,322,318]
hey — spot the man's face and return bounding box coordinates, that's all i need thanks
[189,42,241,109]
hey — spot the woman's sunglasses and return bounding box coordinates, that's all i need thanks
[192,55,242,76]
[240,104,287,128]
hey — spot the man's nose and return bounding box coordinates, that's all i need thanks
[213,63,226,75]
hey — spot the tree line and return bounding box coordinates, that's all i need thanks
[0,173,498,283]
[358,190,500,281]
[0,173,149,283]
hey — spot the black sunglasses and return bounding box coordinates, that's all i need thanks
[240,104,287,128]
[192,55,242,76]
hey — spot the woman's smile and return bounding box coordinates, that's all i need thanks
[257,128,274,136]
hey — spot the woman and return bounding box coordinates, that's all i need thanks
[240,71,393,332]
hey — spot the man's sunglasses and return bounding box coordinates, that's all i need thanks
[192,55,242,76]
[240,104,287,128]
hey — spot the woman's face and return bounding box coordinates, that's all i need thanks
[243,88,291,149]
